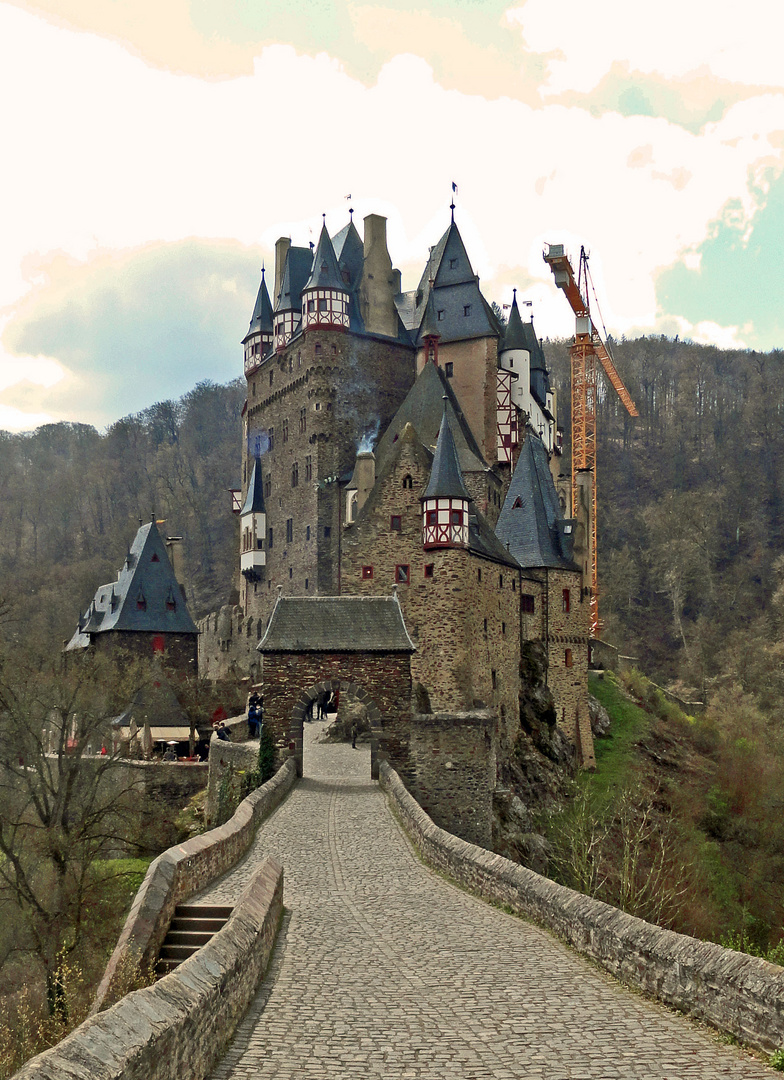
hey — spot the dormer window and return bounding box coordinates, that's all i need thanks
[136,590,147,611]
[437,310,445,321]
[151,553,160,563]
[463,305,471,317]
[166,589,177,612]
[449,258,458,269]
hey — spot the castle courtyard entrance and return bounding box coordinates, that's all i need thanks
[257,594,415,778]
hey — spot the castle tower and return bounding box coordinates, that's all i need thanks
[301,223,350,332]
[273,243,313,351]
[243,268,273,378]
[239,454,267,582]
[422,408,471,549]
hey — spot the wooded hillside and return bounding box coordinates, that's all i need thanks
[545,336,784,701]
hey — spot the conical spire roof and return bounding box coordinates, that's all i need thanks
[304,223,346,292]
[243,268,273,343]
[424,407,472,501]
[501,292,527,352]
[241,455,266,516]
[419,288,441,339]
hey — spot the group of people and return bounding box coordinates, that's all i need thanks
[305,689,335,721]
[247,690,263,738]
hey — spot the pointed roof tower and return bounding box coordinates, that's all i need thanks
[304,223,345,292]
[241,455,266,516]
[243,268,273,344]
[500,291,527,353]
[495,434,576,570]
[424,407,472,501]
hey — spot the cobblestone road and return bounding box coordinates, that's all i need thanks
[202,722,771,1079]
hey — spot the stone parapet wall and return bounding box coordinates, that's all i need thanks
[379,761,784,1053]
[93,757,297,1013]
[207,736,261,825]
[16,857,283,1080]
[198,605,265,682]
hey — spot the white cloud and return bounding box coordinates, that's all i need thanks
[506,0,784,95]
[1,2,783,427]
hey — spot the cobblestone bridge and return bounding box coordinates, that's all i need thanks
[197,722,770,1080]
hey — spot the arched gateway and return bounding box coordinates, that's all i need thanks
[257,593,416,778]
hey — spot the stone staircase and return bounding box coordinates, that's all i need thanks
[156,903,233,977]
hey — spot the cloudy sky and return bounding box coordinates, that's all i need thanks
[1,0,782,432]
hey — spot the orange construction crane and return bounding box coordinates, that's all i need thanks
[543,243,638,635]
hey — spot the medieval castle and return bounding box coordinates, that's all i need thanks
[200,207,595,768]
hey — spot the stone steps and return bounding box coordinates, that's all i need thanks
[156,903,233,977]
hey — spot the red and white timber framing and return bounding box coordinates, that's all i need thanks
[496,369,518,463]
[423,497,469,548]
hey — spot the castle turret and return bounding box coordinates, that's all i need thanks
[243,268,273,376]
[240,455,266,581]
[301,223,350,332]
[420,289,441,368]
[422,407,471,548]
[274,243,313,350]
[496,290,527,463]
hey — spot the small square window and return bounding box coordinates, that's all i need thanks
[449,258,458,269]
[395,564,410,584]
[362,565,373,579]
[390,515,402,531]
[427,509,438,526]
[424,564,434,578]
[306,525,311,541]
[562,588,571,613]
[463,304,471,317]
[324,526,331,538]
[491,669,497,689]
[522,593,535,614]
[444,362,454,378]
[437,309,445,321]
[286,518,293,543]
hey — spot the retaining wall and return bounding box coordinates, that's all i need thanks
[379,761,784,1054]
[206,737,261,825]
[93,756,297,1013]
[15,857,283,1080]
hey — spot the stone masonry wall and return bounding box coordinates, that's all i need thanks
[407,711,495,849]
[260,651,412,777]
[544,567,593,766]
[242,328,415,624]
[198,604,265,681]
[206,736,260,825]
[380,761,784,1054]
[17,857,283,1080]
[417,338,499,468]
[93,757,297,1013]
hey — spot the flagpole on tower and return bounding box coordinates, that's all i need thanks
[451,181,458,221]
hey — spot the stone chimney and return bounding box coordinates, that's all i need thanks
[353,451,375,512]
[274,237,291,305]
[360,214,398,338]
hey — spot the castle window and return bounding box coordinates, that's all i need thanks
[306,525,311,541]
[300,407,306,433]
[305,578,309,590]
[395,564,410,584]
[562,588,570,613]
[463,305,471,317]
[477,568,482,582]
[282,419,289,443]
[315,343,322,354]
[318,298,328,312]
[426,509,438,526]
[390,515,402,531]
[512,579,516,591]
[331,344,337,354]
[268,528,273,549]
[449,258,458,269]
[450,509,463,526]
[291,462,299,487]
[522,594,535,614]
[403,474,413,489]
[136,591,147,611]
[513,497,522,509]
[499,575,504,588]
[437,310,445,321]
[151,553,160,562]
[362,566,373,579]
[483,618,487,634]
[264,473,271,500]
[491,669,497,689]
[424,564,434,578]
[289,567,293,579]
[286,518,293,543]
[152,635,165,654]
[269,370,274,386]
[268,428,274,451]
[444,362,453,378]
[307,299,315,313]
[324,526,331,538]
[502,622,506,635]
[305,456,312,481]
[565,648,573,668]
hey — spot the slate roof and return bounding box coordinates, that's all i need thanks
[258,595,416,652]
[274,245,313,314]
[241,456,265,515]
[424,411,471,500]
[500,294,527,353]
[304,224,346,293]
[495,433,578,571]
[65,520,198,650]
[373,360,490,480]
[242,269,273,344]
[332,219,365,330]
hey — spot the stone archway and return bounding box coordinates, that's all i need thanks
[290,678,384,778]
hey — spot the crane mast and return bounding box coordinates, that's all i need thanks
[543,244,638,635]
